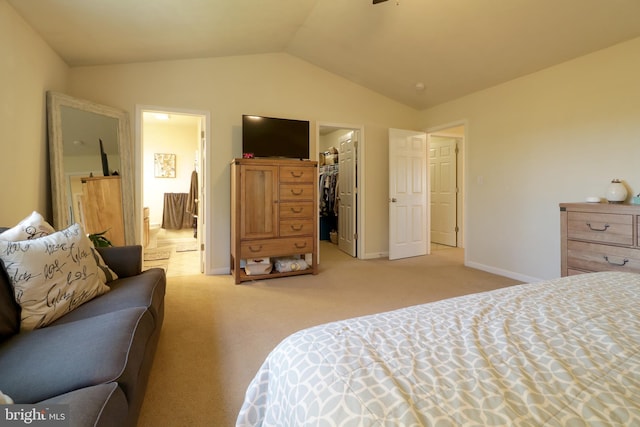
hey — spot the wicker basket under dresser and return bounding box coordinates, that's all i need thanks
[560,202,640,276]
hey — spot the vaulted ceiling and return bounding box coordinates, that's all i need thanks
[8,0,640,109]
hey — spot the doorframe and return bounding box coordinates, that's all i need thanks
[426,120,466,251]
[316,122,365,260]
[134,105,212,274]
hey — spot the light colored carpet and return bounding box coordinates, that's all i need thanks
[137,243,521,427]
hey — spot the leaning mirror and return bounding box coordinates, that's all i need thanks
[47,91,135,245]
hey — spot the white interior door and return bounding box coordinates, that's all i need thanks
[429,137,457,246]
[338,131,357,257]
[198,120,206,273]
[389,128,428,260]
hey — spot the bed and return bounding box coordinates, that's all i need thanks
[236,271,640,426]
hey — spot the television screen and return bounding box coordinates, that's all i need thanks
[242,115,310,159]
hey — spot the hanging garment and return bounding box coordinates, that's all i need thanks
[186,170,198,214]
[319,167,338,217]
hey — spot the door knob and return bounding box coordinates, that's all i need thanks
[390,198,397,203]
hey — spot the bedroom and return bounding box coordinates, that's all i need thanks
[2,1,640,282]
[1,0,640,425]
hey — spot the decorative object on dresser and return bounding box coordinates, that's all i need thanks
[604,178,628,203]
[230,158,318,284]
[560,202,640,276]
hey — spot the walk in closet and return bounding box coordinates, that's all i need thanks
[319,149,339,243]
[318,128,358,257]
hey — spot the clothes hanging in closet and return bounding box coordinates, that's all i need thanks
[319,166,339,217]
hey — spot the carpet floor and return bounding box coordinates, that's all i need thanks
[137,242,521,427]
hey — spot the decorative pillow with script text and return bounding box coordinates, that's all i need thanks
[0,211,55,241]
[0,212,118,283]
[0,223,111,331]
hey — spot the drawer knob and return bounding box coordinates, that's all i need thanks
[290,224,303,231]
[604,256,629,267]
[291,189,303,196]
[290,171,303,178]
[249,245,263,252]
[586,222,609,232]
[294,242,307,249]
[291,207,303,213]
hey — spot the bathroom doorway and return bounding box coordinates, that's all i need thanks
[138,107,209,276]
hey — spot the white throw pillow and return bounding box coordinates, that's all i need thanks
[0,212,118,283]
[0,390,13,404]
[0,211,55,241]
[0,223,110,331]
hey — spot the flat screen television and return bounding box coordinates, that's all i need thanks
[242,115,310,159]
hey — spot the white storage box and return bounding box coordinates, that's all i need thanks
[245,258,272,275]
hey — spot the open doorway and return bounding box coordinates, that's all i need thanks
[138,108,207,276]
[317,123,364,259]
[427,125,464,249]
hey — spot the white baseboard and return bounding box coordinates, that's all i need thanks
[362,251,388,259]
[464,261,543,284]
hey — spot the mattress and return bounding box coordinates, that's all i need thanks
[236,272,640,426]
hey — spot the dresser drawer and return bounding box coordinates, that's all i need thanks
[241,237,314,258]
[567,211,633,246]
[567,240,640,273]
[279,219,314,237]
[280,202,314,219]
[280,166,315,184]
[280,184,314,201]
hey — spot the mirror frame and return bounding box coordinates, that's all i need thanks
[47,91,135,245]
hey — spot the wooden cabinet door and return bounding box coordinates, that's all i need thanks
[240,165,278,239]
[81,176,125,246]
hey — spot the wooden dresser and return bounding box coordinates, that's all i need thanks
[560,202,640,276]
[231,158,318,284]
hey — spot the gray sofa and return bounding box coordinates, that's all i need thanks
[0,241,166,427]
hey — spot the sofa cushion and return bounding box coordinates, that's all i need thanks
[38,383,128,427]
[0,223,111,331]
[0,307,155,404]
[0,211,55,241]
[52,268,166,326]
[0,265,20,340]
[96,246,143,279]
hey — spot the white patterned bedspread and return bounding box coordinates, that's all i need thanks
[236,272,640,426]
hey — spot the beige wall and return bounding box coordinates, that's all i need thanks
[67,53,419,273]
[420,37,640,281]
[0,0,68,225]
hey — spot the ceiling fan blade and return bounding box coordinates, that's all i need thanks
[373,0,388,4]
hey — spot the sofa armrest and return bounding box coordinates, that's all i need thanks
[96,245,143,278]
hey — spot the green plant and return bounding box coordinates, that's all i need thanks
[88,230,112,247]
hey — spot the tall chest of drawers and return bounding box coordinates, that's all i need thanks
[231,158,318,284]
[560,202,640,276]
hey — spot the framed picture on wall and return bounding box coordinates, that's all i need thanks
[154,153,176,178]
